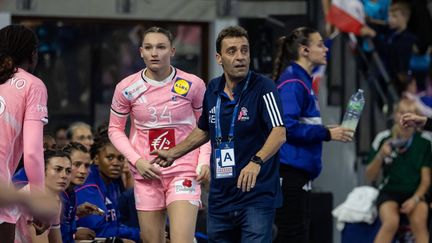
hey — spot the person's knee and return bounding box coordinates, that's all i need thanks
[380,217,400,231]
[409,216,427,231]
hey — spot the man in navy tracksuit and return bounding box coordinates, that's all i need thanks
[151,25,286,243]
[75,164,140,242]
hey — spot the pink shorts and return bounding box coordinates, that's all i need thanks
[134,173,201,211]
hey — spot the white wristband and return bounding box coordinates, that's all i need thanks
[413,195,420,204]
[196,163,204,175]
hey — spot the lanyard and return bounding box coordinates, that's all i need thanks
[215,72,251,145]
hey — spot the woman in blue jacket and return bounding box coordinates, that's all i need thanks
[75,129,140,242]
[272,26,353,243]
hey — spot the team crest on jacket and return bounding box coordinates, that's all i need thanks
[172,78,192,97]
[237,107,249,121]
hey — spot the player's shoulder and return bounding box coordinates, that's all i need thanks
[13,69,46,91]
[175,68,204,85]
[116,70,143,90]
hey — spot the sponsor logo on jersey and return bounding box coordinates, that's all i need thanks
[172,78,192,97]
[123,80,147,100]
[149,128,176,152]
[174,179,196,194]
[37,104,48,113]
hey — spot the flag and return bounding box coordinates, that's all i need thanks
[312,65,326,95]
[326,0,365,36]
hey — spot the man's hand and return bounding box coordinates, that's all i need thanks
[196,164,210,185]
[75,227,96,240]
[150,150,176,168]
[76,202,104,218]
[237,162,261,192]
[329,126,354,142]
[136,158,161,179]
[400,113,427,129]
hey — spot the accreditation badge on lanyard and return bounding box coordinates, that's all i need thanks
[214,72,251,179]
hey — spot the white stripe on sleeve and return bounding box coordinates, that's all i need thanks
[263,92,283,127]
[269,92,284,125]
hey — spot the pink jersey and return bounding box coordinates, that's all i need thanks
[0,68,48,223]
[109,68,210,179]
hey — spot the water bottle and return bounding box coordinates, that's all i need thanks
[341,89,365,134]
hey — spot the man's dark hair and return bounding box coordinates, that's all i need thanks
[216,26,249,54]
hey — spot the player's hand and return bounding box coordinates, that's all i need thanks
[136,158,161,180]
[76,202,104,218]
[196,164,210,185]
[237,162,261,192]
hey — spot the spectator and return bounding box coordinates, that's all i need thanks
[54,125,69,147]
[375,1,416,88]
[43,134,57,151]
[366,98,430,243]
[67,122,94,150]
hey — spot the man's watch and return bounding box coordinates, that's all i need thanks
[251,155,264,165]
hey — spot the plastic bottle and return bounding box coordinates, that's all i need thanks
[341,89,365,134]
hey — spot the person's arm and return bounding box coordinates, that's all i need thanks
[75,185,140,242]
[48,228,62,243]
[109,83,163,180]
[400,112,430,130]
[108,109,141,168]
[196,141,211,184]
[23,120,45,191]
[253,126,286,163]
[280,82,331,144]
[191,79,212,183]
[0,183,58,222]
[237,82,286,192]
[413,167,431,202]
[0,183,26,206]
[24,84,48,191]
[400,167,431,214]
[365,140,391,182]
[151,127,210,167]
